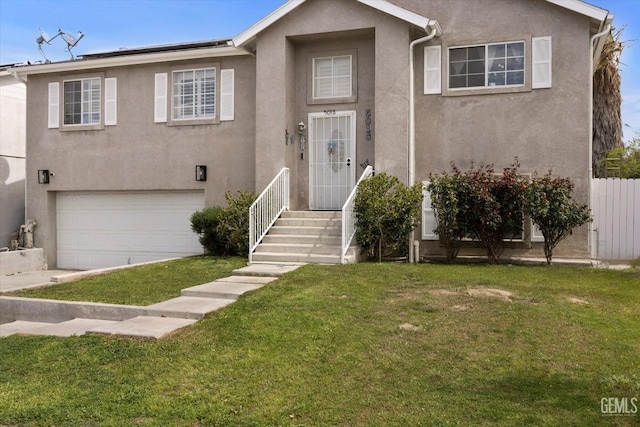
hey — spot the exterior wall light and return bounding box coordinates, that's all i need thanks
[195,165,207,182]
[38,169,50,184]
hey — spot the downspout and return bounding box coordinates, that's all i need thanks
[589,21,611,259]
[408,20,442,263]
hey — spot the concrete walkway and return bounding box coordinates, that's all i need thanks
[0,263,302,339]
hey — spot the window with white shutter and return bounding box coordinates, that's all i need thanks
[424,45,441,95]
[48,82,59,129]
[532,36,552,89]
[220,69,234,121]
[422,181,439,240]
[154,73,168,123]
[104,77,117,126]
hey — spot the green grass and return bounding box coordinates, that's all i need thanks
[1,261,639,426]
[7,256,247,306]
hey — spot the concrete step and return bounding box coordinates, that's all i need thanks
[251,252,352,264]
[233,263,303,277]
[88,316,197,339]
[181,280,269,299]
[262,234,341,245]
[269,225,341,236]
[254,242,341,255]
[145,296,235,319]
[275,218,342,227]
[281,211,340,219]
[0,318,121,337]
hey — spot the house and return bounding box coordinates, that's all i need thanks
[9,0,612,270]
[0,66,26,249]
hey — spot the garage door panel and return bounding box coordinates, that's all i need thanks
[57,191,204,270]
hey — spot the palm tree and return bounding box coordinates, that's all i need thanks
[593,28,624,177]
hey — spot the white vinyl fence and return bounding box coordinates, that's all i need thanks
[592,178,640,260]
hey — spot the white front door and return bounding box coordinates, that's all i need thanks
[309,111,356,210]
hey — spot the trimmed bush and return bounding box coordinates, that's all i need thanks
[218,190,257,257]
[354,173,423,262]
[526,172,591,264]
[190,190,257,257]
[190,206,225,255]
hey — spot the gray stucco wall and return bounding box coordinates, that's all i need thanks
[26,55,257,267]
[402,0,593,257]
[0,76,26,247]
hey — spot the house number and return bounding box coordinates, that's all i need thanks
[324,110,336,116]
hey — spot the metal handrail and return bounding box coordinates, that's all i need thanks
[341,165,374,264]
[249,168,290,263]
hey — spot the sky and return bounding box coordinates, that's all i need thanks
[1,0,639,142]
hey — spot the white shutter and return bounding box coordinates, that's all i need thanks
[422,181,438,240]
[531,222,545,242]
[424,45,442,95]
[48,82,59,129]
[104,77,117,126]
[532,36,552,89]
[154,73,167,123]
[220,69,235,121]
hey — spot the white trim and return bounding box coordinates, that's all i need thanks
[47,82,59,129]
[531,222,545,242]
[104,77,117,126]
[532,36,552,89]
[233,0,434,47]
[423,45,441,95]
[233,0,306,47]
[356,0,430,30]
[220,68,235,121]
[545,0,609,22]
[421,181,438,240]
[154,73,168,123]
[10,46,247,77]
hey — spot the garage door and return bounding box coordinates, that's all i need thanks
[57,191,204,270]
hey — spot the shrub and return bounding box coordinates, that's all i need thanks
[453,161,526,264]
[190,207,226,255]
[354,173,423,262]
[426,172,464,263]
[429,160,527,264]
[190,190,257,257]
[218,190,257,256]
[526,172,591,264]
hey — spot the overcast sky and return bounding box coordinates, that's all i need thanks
[1,0,638,141]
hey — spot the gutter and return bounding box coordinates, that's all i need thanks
[589,19,612,258]
[408,19,442,263]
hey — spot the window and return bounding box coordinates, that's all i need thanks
[449,41,525,89]
[63,78,101,125]
[313,55,352,99]
[172,68,216,120]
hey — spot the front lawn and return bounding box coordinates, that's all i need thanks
[7,256,247,306]
[1,261,639,426]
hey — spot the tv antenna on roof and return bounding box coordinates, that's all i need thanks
[36,27,84,62]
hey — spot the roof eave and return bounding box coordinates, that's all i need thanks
[233,0,305,48]
[232,0,436,48]
[545,0,609,22]
[9,45,249,77]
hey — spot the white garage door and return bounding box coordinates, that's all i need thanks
[57,191,204,270]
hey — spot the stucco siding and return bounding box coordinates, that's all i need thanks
[405,0,593,257]
[26,55,256,267]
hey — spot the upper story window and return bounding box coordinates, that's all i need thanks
[449,41,525,89]
[313,55,352,99]
[63,77,101,125]
[172,68,216,120]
